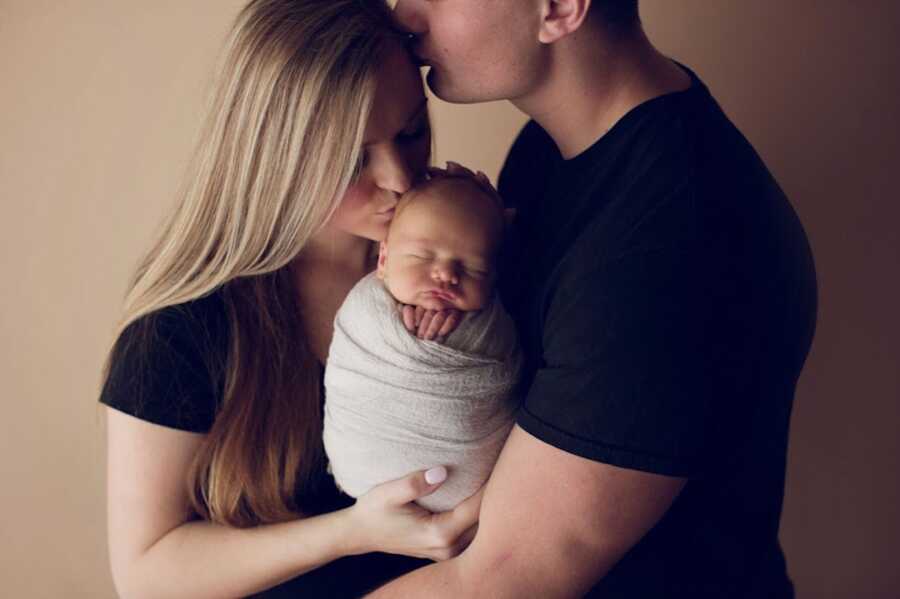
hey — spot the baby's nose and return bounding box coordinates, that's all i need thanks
[432,263,459,286]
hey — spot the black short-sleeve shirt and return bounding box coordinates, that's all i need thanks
[497,66,817,597]
[100,291,429,597]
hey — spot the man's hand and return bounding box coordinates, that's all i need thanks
[366,426,686,597]
[400,304,462,342]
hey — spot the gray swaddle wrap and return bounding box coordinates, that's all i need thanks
[323,272,521,512]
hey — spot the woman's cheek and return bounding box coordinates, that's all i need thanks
[330,184,370,229]
[402,134,432,178]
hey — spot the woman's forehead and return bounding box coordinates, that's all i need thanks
[363,44,427,143]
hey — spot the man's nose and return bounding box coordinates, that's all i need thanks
[393,1,427,35]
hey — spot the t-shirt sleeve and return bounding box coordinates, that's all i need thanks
[516,193,735,478]
[99,304,223,433]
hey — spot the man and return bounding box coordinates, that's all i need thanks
[371,1,817,596]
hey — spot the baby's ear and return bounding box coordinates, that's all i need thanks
[376,241,388,279]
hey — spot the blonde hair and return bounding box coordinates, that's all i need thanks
[104,0,402,526]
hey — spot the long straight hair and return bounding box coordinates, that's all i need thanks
[103,0,401,526]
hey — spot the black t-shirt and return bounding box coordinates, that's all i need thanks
[100,291,429,598]
[497,66,816,598]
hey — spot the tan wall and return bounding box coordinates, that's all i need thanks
[2,1,897,597]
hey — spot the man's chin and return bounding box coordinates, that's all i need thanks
[424,69,483,105]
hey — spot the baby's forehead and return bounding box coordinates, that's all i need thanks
[394,177,500,226]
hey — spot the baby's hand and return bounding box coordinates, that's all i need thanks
[400,305,462,342]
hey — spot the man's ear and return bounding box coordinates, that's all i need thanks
[538,0,591,44]
[376,241,388,279]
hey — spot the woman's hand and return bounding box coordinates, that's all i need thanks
[345,467,483,562]
[400,305,462,342]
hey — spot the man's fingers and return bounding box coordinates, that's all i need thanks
[446,160,477,178]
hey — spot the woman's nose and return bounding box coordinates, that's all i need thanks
[374,146,414,196]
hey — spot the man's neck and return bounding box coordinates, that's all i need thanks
[513,27,692,160]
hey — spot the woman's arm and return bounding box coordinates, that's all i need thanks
[106,408,479,599]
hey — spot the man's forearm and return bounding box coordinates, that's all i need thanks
[367,557,471,598]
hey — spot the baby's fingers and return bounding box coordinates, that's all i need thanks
[423,311,449,341]
[436,310,461,341]
[401,304,417,332]
[416,310,437,339]
[445,161,475,177]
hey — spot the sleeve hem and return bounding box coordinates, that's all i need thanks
[99,400,211,434]
[516,407,700,478]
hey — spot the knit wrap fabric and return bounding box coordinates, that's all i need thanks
[323,272,521,512]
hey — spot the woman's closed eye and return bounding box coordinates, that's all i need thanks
[397,117,430,143]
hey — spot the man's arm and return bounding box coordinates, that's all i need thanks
[367,424,686,598]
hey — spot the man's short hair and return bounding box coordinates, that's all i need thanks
[591,0,640,31]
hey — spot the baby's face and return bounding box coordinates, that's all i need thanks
[377,181,501,312]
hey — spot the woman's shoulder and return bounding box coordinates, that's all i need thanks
[99,289,230,433]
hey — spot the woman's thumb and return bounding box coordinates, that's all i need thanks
[387,466,447,505]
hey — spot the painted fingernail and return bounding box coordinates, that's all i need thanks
[425,466,447,485]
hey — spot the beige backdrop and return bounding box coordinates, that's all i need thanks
[2,1,898,597]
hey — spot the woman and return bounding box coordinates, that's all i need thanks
[99,1,480,596]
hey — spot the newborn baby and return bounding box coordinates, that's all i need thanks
[323,172,521,512]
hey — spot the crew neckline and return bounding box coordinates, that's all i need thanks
[561,62,705,168]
